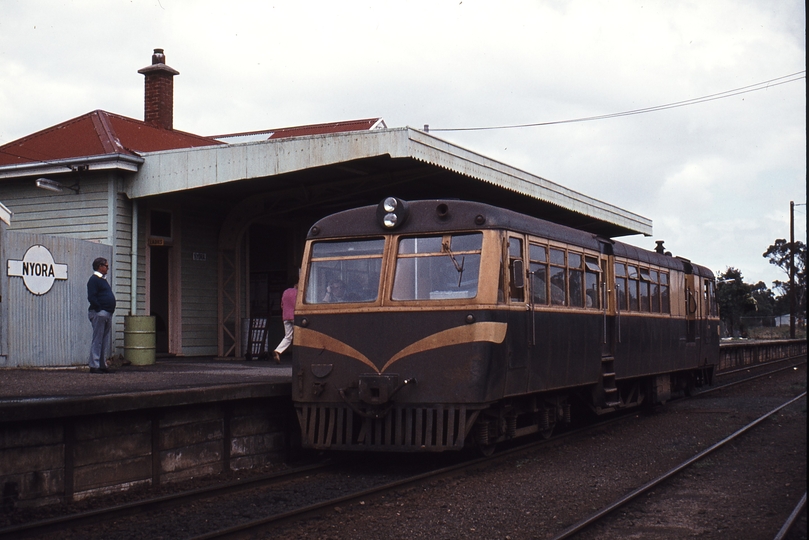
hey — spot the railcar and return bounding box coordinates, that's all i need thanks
[292,197,719,453]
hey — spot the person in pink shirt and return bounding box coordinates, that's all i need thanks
[273,278,298,363]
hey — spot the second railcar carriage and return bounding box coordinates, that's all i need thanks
[292,198,719,453]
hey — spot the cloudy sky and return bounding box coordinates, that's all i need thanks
[1,0,805,288]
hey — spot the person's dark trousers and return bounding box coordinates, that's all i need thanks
[88,309,113,369]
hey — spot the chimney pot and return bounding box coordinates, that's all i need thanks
[152,48,165,65]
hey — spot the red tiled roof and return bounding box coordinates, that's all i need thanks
[0,110,223,167]
[209,118,386,142]
[268,118,384,139]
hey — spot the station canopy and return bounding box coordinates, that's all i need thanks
[135,126,651,238]
[0,112,651,238]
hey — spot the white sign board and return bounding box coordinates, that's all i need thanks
[7,244,68,295]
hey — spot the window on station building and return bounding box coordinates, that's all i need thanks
[150,210,172,238]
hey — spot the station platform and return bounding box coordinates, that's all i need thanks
[0,357,292,422]
[1,357,296,508]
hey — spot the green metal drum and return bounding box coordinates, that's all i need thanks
[124,315,156,366]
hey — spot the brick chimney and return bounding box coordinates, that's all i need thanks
[138,48,179,130]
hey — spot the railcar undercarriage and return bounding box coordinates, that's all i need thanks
[296,365,715,454]
[295,393,575,454]
[296,402,486,451]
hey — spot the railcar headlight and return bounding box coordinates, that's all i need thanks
[377,196,409,229]
[383,197,398,213]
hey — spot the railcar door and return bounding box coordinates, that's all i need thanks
[598,241,615,357]
[504,234,530,396]
[684,272,701,364]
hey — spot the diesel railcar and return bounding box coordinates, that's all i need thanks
[292,198,719,453]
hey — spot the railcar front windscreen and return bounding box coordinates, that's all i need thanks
[305,238,384,304]
[391,233,482,301]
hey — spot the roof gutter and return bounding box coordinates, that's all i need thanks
[0,153,144,180]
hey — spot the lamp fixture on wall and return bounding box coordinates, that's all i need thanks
[35,178,80,194]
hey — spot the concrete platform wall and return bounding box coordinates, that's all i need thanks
[1,396,292,509]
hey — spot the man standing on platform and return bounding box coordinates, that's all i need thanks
[87,257,116,373]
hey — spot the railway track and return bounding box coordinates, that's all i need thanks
[0,462,331,540]
[3,359,804,540]
[550,391,807,539]
[188,413,645,540]
[0,408,638,540]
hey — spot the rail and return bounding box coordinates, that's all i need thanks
[718,338,806,373]
[551,391,808,540]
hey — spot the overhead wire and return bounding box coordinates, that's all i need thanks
[429,71,806,132]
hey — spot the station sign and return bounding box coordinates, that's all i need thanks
[7,244,68,295]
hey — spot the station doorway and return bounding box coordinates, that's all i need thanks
[150,245,170,354]
[148,209,177,356]
[246,223,304,355]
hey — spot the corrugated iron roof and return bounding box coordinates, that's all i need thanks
[0,110,222,168]
[129,127,653,236]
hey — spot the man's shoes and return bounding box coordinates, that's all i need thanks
[273,351,281,364]
[89,367,112,374]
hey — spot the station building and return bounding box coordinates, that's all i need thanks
[0,49,651,367]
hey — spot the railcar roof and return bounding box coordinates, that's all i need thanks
[308,199,711,277]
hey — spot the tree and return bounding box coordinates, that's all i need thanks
[763,239,807,318]
[749,281,776,318]
[716,267,757,337]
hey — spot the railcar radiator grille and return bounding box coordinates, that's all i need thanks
[296,404,477,451]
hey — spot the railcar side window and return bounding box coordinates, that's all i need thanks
[627,265,640,311]
[568,252,584,307]
[585,256,601,309]
[392,233,482,301]
[615,261,671,314]
[529,246,600,309]
[660,272,670,313]
[639,268,651,312]
[704,280,718,317]
[529,244,548,305]
[508,237,524,302]
[305,238,384,304]
[650,270,660,312]
[615,262,628,311]
[549,248,566,305]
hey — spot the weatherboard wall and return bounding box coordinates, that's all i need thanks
[1,174,133,363]
[179,203,221,356]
